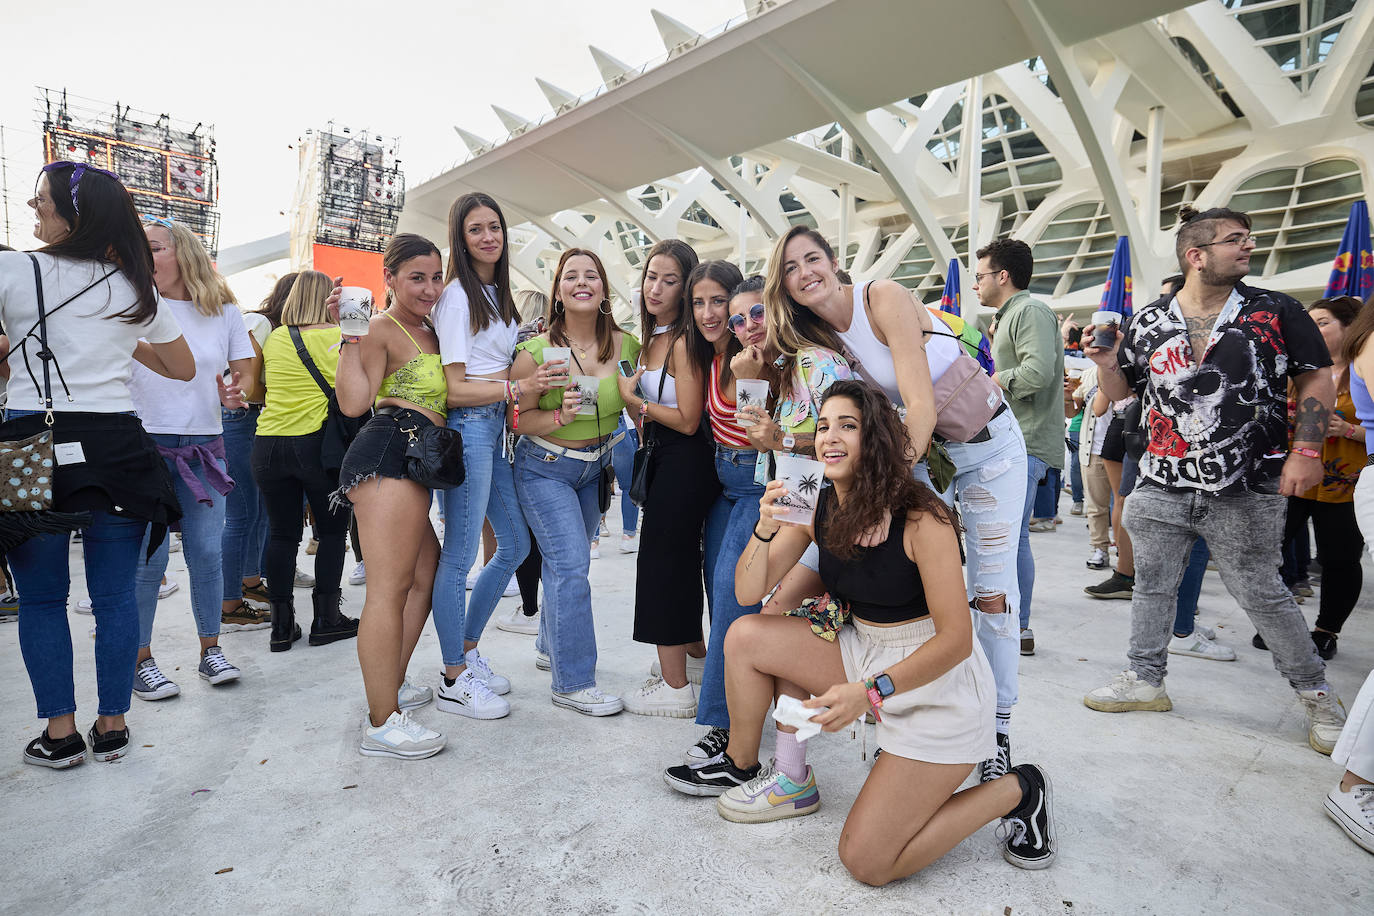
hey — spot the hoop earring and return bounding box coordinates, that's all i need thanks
[554,299,564,314]
[599,298,613,315]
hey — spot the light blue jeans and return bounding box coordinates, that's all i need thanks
[433,402,530,666]
[1018,453,1050,629]
[698,445,765,729]
[136,434,227,646]
[514,436,607,693]
[915,409,1027,710]
[220,405,267,599]
[611,417,639,535]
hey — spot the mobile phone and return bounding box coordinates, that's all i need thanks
[618,359,635,377]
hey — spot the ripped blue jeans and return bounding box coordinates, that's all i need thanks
[914,409,1028,710]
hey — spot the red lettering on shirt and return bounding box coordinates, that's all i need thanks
[1148,341,1190,376]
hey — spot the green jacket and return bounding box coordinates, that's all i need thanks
[991,290,1064,469]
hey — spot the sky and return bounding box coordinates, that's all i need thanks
[0,0,748,300]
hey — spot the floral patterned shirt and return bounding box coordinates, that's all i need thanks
[754,346,853,485]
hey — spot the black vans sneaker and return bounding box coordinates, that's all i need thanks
[87,721,130,762]
[1000,763,1056,869]
[980,732,1011,783]
[23,729,87,769]
[663,753,761,797]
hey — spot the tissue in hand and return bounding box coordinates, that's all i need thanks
[773,694,828,742]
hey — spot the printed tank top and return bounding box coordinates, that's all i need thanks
[376,312,447,415]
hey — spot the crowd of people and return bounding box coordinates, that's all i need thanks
[0,162,1371,888]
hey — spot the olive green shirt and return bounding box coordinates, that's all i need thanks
[991,290,1064,469]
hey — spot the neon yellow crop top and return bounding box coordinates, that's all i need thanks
[376,313,447,415]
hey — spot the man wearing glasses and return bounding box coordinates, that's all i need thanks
[1080,205,1346,755]
[975,238,1064,658]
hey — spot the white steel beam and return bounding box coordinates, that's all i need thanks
[524,150,672,243]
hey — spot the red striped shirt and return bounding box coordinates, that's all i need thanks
[707,354,751,449]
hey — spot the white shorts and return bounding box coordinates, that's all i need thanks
[838,615,996,764]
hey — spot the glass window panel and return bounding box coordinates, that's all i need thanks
[1069,269,1110,293]
[981,168,1013,194]
[1283,224,1344,248]
[1292,199,1360,225]
[1276,243,1342,272]
[1231,188,1297,211]
[1301,158,1360,181]
[1028,275,1059,296]
[1236,168,1298,192]
[1248,211,1286,231]
[1036,239,1084,259]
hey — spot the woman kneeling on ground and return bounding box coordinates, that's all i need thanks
[691,380,1056,884]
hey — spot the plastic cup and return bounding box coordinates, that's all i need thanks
[1091,310,1120,349]
[773,454,826,526]
[570,375,600,416]
[735,379,770,426]
[543,347,571,386]
[338,287,373,336]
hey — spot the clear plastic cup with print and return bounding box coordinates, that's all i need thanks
[735,379,770,426]
[569,376,600,416]
[1090,310,1121,349]
[338,287,374,336]
[773,454,826,526]
[543,347,571,387]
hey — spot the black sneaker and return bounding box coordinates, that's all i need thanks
[87,721,130,762]
[683,726,730,768]
[663,753,761,797]
[1252,632,1268,651]
[980,732,1011,783]
[23,729,86,769]
[1000,763,1056,870]
[1084,571,1134,600]
[1311,630,1338,660]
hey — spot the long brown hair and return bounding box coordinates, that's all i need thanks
[763,225,848,386]
[548,248,617,363]
[445,192,519,333]
[1340,293,1374,366]
[818,380,958,560]
[637,239,699,365]
[256,272,298,329]
[687,259,744,388]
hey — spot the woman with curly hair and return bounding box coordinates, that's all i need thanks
[666,380,1056,884]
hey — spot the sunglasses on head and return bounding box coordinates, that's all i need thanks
[41,160,121,214]
[141,214,175,228]
[727,302,766,333]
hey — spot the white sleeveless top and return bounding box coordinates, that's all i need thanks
[834,283,961,406]
[641,324,679,408]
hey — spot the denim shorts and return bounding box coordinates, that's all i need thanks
[337,408,436,500]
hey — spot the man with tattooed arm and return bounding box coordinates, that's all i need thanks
[1078,205,1347,755]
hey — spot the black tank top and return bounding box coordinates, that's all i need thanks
[814,486,931,625]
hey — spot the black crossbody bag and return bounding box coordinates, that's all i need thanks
[628,365,668,508]
[288,327,367,477]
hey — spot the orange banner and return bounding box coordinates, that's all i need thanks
[311,244,386,307]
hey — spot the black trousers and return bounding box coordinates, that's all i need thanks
[516,524,541,614]
[251,432,350,603]
[1285,496,1364,634]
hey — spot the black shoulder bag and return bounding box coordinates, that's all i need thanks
[628,364,668,508]
[288,327,367,477]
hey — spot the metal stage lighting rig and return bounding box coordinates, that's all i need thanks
[37,88,221,256]
[313,124,404,253]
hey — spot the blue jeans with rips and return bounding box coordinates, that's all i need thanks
[220,405,268,599]
[514,436,607,693]
[433,402,530,665]
[14,511,149,717]
[698,445,765,729]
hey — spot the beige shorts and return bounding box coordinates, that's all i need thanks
[838,615,997,764]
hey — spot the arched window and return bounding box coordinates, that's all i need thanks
[1227,157,1365,274]
[1222,0,1357,91]
[1356,60,1374,128]
[1029,201,1118,297]
[981,95,1062,235]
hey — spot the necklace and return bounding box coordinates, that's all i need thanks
[564,334,593,359]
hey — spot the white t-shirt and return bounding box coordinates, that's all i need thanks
[432,281,518,376]
[0,251,183,413]
[129,298,253,435]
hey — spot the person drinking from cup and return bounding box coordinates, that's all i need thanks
[510,248,640,716]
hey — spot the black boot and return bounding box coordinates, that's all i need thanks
[270,599,302,652]
[309,589,359,646]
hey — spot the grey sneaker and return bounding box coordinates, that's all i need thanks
[1299,686,1346,755]
[359,710,445,759]
[398,678,433,711]
[552,686,623,716]
[293,567,316,588]
[197,646,241,686]
[132,657,180,701]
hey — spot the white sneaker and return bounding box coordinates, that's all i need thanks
[620,532,639,553]
[436,669,510,720]
[74,598,94,616]
[496,604,539,635]
[464,648,511,695]
[169,534,182,553]
[157,581,179,600]
[1325,783,1374,854]
[589,539,600,559]
[503,576,519,598]
[398,677,433,711]
[1085,547,1109,570]
[294,566,316,588]
[1298,686,1347,755]
[650,654,706,686]
[624,677,696,717]
[348,561,367,586]
[552,686,623,716]
[1168,630,1236,661]
[1083,670,1172,712]
[359,710,446,759]
[535,651,551,671]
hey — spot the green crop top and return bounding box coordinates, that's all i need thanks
[517,333,641,440]
[376,313,447,415]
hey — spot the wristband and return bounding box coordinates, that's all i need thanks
[553,407,562,427]
[640,399,649,421]
[340,335,362,345]
[1290,447,1321,460]
[752,523,777,542]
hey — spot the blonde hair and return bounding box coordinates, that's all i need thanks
[151,221,236,317]
[515,289,549,323]
[280,271,335,327]
[763,226,846,379]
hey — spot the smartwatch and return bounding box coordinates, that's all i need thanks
[873,672,895,699]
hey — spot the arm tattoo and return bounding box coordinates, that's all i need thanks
[1293,396,1329,444]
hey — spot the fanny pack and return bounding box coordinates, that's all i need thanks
[377,407,465,490]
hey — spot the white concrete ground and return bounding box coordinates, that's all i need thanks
[0,493,1370,915]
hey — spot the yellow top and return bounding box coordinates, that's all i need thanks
[376,312,447,415]
[257,326,341,437]
[516,334,641,440]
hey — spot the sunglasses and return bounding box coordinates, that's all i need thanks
[41,160,121,213]
[727,302,766,334]
[141,214,175,228]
